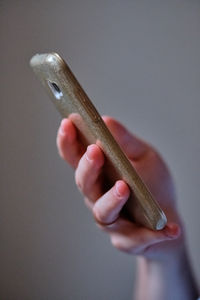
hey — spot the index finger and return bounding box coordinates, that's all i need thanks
[56,118,85,168]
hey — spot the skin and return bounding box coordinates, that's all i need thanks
[56,116,199,300]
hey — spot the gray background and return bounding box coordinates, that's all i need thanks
[1,1,200,299]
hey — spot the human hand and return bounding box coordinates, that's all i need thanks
[56,116,184,261]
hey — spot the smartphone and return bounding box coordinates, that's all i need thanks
[30,52,167,230]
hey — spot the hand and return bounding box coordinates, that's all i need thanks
[56,116,184,261]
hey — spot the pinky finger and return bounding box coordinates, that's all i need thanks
[99,218,181,254]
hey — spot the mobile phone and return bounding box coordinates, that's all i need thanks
[30,52,167,230]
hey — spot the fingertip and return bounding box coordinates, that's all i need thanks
[102,115,118,129]
[86,144,104,167]
[59,118,76,143]
[164,223,181,239]
[114,180,130,199]
[102,115,120,131]
[102,115,112,122]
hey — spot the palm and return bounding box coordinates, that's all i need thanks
[131,149,177,220]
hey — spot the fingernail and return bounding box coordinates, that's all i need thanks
[115,181,126,198]
[86,145,94,162]
[165,223,181,239]
[59,119,67,136]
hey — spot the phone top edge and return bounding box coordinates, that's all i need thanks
[30,53,64,72]
[156,212,167,230]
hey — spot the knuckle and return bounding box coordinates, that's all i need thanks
[110,236,126,252]
[75,171,83,191]
[110,236,120,248]
[84,197,93,210]
[110,236,142,254]
[93,205,106,224]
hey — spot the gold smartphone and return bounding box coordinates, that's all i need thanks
[30,52,167,230]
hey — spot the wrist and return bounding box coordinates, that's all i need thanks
[137,243,187,278]
[135,244,199,300]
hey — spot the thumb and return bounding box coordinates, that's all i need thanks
[102,116,149,160]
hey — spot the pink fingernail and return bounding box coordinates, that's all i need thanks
[165,223,181,239]
[86,145,94,162]
[115,181,124,198]
[59,119,67,136]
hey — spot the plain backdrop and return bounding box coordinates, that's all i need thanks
[1,1,200,299]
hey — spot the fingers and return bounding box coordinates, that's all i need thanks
[57,116,149,167]
[75,144,105,202]
[107,220,181,255]
[57,116,180,258]
[93,180,130,225]
[56,118,85,168]
[102,116,149,160]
